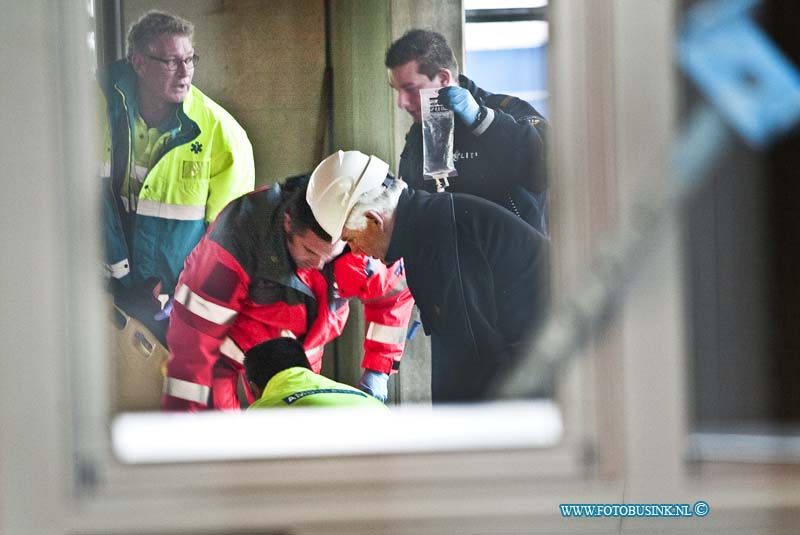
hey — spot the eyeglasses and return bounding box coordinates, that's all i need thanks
[144,53,199,71]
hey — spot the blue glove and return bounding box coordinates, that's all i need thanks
[154,298,173,321]
[438,86,480,126]
[357,370,389,403]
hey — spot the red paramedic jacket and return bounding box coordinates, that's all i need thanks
[162,183,414,411]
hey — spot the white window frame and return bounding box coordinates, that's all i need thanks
[5,2,800,534]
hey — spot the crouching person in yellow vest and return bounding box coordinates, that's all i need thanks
[244,338,387,410]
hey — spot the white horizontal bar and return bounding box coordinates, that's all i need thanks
[112,400,562,464]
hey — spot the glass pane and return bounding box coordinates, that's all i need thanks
[92,0,565,464]
[465,20,549,116]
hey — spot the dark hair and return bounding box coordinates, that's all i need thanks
[385,29,459,79]
[127,10,194,60]
[244,337,311,389]
[281,173,333,242]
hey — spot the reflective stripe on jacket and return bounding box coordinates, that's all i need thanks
[162,184,414,411]
[99,59,255,294]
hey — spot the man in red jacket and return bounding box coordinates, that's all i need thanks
[162,173,414,411]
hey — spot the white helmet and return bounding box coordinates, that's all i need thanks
[307,150,389,240]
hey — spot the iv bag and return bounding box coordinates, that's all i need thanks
[420,87,458,186]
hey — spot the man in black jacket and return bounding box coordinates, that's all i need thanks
[307,151,549,402]
[385,29,549,235]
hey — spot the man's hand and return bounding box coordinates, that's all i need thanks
[438,86,480,126]
[357,369,390,403]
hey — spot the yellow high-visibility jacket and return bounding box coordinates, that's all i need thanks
[99,59,255,294]
[249,367,387,409]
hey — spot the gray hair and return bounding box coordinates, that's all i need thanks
[345,178,408,231]
[126,11,194,59]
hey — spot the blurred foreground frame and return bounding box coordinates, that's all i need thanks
[491,0,800,404]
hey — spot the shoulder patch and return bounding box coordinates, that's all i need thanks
[201,262,240,302]
[499,95,514,109]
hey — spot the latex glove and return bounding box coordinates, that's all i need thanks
[154,298,174,321]
[357,370,389,403]
[438,85,480,126]
[149,297,172,345]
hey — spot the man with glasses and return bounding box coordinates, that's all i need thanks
[99,11,254,410]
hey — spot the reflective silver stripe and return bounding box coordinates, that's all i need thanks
[366,322,406,345]
[393,277,409,292]
[106,258,130,279]
[162,377,210,404]
[99,161,111,177]
[219,337,245,365]
[361,278,409,303]
[174,284,237,325]
[305,345,323,358]
[137,199,205,221]
[133,164,149,181]
[471,107,495,136]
